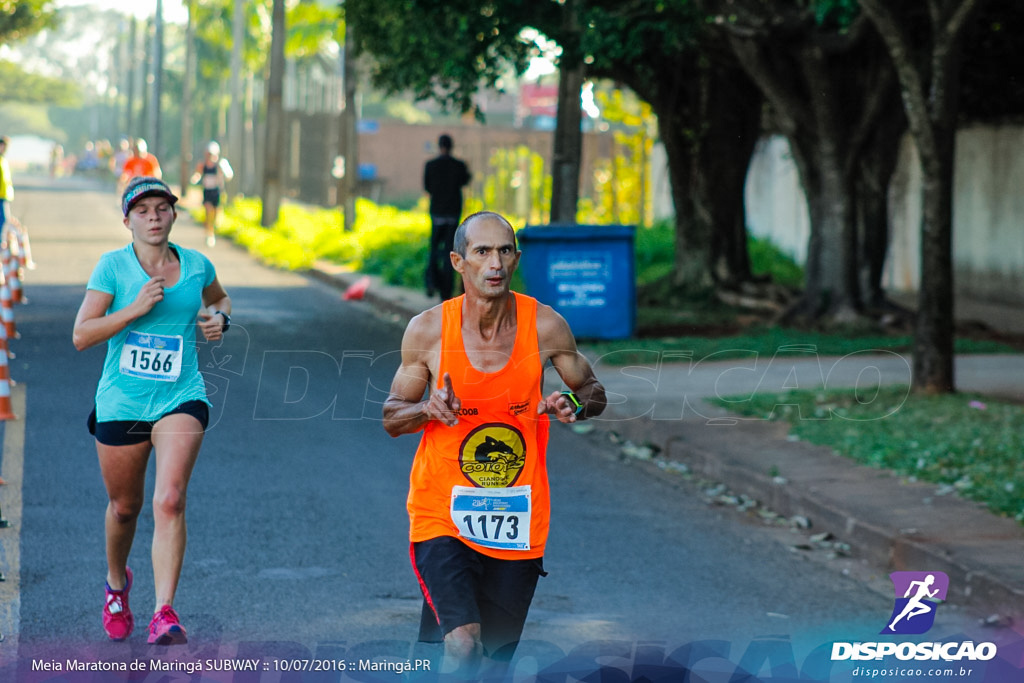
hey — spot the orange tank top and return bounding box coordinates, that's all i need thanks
[407,292,551,560]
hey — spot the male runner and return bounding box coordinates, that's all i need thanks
[383,211,606,678]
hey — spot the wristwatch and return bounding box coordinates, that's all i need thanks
[215,310,231,332]
[560,390,584,416]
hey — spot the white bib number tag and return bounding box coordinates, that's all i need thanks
[450,485,531,551]
[119,331,183,382]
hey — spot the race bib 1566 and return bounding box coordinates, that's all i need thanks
[119,331,183,381]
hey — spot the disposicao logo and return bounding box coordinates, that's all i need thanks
[881,571,949,635]
[831,570,998,663]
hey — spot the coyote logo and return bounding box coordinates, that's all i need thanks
[459,424,526,488]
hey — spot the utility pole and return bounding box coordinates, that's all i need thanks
[149,0,165,158]
[549,0,583,224]
[261,0,286,227]
[180,0,197,193]
[228,0,244,196]
[339,18,357,231]
[125,17,138,136]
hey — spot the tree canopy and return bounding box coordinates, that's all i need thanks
[0,1,79,108]
[345,0,557,116]
[0,60,79,106]
[0,0,57,44]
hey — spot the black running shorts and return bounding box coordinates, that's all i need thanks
[88,400,210,446]
[412,535,545,662]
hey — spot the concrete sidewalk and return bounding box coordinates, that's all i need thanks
[309,261,1024,624]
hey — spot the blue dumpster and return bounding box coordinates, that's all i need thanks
[516,224,636,340]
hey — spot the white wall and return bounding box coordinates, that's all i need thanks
[665,126,1024,305]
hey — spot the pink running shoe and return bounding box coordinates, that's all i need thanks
[148,605,188,645]
[103,567,134,641]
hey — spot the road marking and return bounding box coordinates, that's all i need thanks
[0,383,25,657]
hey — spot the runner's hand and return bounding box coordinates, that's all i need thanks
[425,372,461,426]
[132,277,165,316]
[197,308,225,342]
[537,390,579,424]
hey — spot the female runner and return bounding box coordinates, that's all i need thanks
[73,176,231,644]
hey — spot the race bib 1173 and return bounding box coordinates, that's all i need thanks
[450,485,531,551]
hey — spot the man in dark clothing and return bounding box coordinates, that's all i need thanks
[423,134,471,300]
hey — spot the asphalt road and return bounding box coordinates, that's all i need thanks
[0,175,1001,681]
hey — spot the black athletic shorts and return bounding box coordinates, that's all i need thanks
[412,535,546,662]
[203,188,221,208]
[87,400,210,447]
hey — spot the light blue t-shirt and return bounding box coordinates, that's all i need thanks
[87,243,217,422]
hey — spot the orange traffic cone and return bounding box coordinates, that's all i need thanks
[0,338,16,421]
[343,275,371,301]
[1,279,17,340]
[0,316,9,360]
[3,247,22,305]
[7,217,34,270]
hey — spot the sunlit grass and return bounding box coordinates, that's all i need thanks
[709,387,1024,522]
[205,197,430,276]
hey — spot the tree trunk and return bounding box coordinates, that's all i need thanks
[646,94,708,290]
[261,0,286,228]
[592,39,760,291]
[792,136,859,321]
[339,21,358,232]
[701,60,761,285]
[914,131,956,393]
[717,18,904,325]
[860,0,984,393]
[550,61,583,224]
[856,103,905,311]
[549,0,583,224]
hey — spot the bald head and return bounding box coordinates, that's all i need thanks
[453,211,517,257]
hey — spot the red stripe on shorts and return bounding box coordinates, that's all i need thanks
[410,542,440,625]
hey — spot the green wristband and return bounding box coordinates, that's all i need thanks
[560,390,584,416]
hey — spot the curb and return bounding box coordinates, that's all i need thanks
[608,415,1024,623]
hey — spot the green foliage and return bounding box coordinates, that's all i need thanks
[0,102,68,140]
[748,235,804,289]
[0,60,78,106]
[285,1,341,59]
[583,0,701,80]
[346,0,559,115]
[0,0,57,44]
[608,219,805,291]
[482,146,551,226]
[205,197,432,286]
[811,0,860,28]
[590,86,656,226]
[191,0,341,114]
[633,220,676,284]
[709,387,1024,522]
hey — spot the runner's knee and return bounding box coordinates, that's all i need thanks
[152,485,187,518]
[109,496,143,523]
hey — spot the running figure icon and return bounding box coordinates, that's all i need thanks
[888,574,940,631]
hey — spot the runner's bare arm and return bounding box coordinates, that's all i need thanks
[382,310,462,436]
[72,278,166,351]
[198,277,231,341]
[535,304,607,423]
